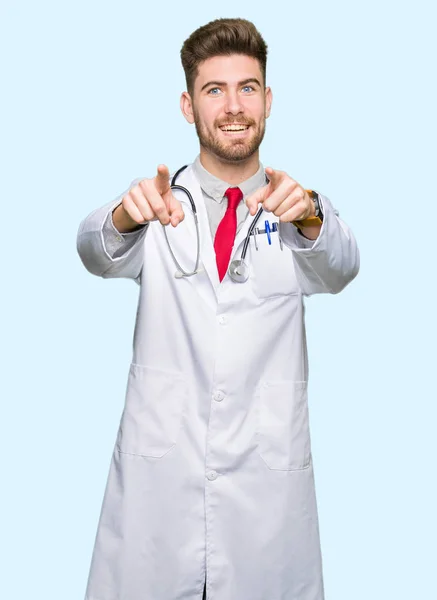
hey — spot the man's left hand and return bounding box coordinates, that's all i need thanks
[246,167,315,222]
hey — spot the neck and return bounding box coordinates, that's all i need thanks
[199,147,260,185]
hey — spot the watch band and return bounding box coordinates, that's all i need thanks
[292,190,323,229]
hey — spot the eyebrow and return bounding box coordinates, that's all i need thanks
[200,78,262,92]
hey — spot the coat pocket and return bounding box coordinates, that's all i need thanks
[255,380,311,471]
[116,363,187,458]
[250,241,300,299]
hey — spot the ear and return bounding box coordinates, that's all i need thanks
[180,91,195,124]
[264,86,273,119]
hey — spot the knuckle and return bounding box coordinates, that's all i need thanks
[140,205,153,221]
[121,193,132,208]
[155,205,169,219]
[139,177,151,188]
[129,186,142,203]
[128,186,138,199]
[285,182,296,196]
[154,203,166,214]
[295,199,304,212]
[139,178,152,195]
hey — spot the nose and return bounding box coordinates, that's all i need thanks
[224,89,244,115]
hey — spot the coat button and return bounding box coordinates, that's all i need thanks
[207,470,218,481]
[218,315,227,325]
[213,390,225,402]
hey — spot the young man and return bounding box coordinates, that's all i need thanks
[77,18,359,600]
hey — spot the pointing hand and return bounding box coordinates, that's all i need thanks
[245,167,315,223]
[114,165,185,231]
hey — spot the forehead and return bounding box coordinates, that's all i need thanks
[194,54,262,90]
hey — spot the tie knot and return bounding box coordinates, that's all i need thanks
[224,187,243,210]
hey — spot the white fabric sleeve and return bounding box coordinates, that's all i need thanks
[76,177,149,281]
[102,204,148,259]
[279,193,360,296]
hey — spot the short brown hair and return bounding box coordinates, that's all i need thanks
[180,18,268,96]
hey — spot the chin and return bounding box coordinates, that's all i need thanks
[215,139,259,161]
[222,144,260,162]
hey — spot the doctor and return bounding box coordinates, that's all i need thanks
[77,17,359,600]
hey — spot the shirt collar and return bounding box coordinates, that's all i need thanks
[192,154,266,203]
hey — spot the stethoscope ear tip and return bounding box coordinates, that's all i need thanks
[174,270,184,279]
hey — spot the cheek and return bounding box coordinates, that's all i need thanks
[244,100,266,122]
[197,102,222,126]
[256,104,267,121]
[210,107,226,127]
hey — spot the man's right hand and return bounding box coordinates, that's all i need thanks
[112,164,185,233]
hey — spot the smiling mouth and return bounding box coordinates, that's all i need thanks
[219,124,250,132]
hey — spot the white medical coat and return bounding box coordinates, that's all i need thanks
[77,163,360,600]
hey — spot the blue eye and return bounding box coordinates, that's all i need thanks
[242,86,254,92]
[208,88,220,95]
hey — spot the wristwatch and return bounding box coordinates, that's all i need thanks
[292,190,323,229]
[310,190,322,218]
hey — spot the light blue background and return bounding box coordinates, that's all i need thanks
[1,0,436,598]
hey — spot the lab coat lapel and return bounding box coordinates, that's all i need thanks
[171,166,220,303]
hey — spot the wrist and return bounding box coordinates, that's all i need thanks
[112,204,143,233]
[298,224,321,240]
[292,190,323,229]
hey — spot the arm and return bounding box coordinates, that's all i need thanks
[77,165,185,282]
[102,203,147,259]
[279,192,360,296]
[76,177,149,281]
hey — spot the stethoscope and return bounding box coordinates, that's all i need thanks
[163,164,268,283]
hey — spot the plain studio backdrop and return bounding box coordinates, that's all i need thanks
[1,1,435,598]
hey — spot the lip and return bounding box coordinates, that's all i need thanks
[219,125,251,137]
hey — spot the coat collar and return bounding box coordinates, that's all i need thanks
[169,163,267,304]
[192,154,266,203]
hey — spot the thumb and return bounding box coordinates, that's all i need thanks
[245,183,270,216]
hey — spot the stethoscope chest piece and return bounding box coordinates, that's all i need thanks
[228,259,250,283]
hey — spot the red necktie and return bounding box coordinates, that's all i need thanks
[214,187,243,282]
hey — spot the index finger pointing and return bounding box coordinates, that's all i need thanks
[266,167,297,189]
[265,167,284,186]
[154,164,170,195]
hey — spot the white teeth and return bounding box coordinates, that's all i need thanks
[220,125,249,131]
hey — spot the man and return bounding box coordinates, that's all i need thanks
[77,17,359,600]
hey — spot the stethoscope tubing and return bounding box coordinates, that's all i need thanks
[166,164,267,280]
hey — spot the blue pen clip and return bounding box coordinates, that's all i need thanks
[264,220,272,245]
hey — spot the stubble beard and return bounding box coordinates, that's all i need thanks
[193,109,266,163]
